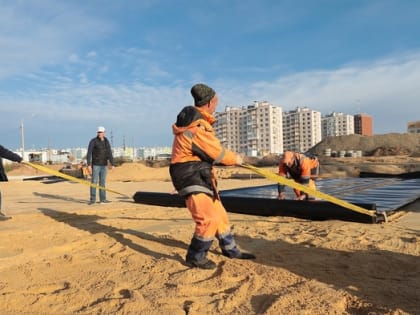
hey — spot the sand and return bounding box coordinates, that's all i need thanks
[0,163,419,314]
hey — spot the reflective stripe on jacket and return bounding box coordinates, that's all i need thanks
[170,106,237,198]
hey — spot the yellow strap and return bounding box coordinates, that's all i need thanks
[241,163,376,218]
[21,161,376,217]
[22,161,131,198]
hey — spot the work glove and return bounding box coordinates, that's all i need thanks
[278,192,286,200]
[296,194,308,201]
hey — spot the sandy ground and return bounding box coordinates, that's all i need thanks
[0,163,419,314]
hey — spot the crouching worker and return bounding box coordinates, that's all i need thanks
[277,151,319,201]
[170,83,256,270]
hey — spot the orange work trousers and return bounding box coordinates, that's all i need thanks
[185,193,231,239]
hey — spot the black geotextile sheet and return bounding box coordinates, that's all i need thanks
[221,178,420,212]
[133,177,420,223]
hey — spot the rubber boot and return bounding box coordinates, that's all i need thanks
[185,236,216,269]
[218,232,256,259]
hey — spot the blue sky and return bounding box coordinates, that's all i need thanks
[1,0,420,150]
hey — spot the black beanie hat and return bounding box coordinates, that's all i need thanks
[191,83,216,106]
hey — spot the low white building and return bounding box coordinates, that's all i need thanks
[407,121,420,133]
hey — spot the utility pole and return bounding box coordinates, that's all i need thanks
[132,136,135,162]
[20,120,25,159]
[48,138,52,164]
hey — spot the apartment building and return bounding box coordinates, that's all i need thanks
[215,103,359,156]
[214,101,283,156]
[407,121,420,133]
[322,112,354,138]
[283,107,322,153]
[214,106,242,152]
[354,113,373,136]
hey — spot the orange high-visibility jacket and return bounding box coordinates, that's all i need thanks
[278,152,319,183]
[170,106,237,198]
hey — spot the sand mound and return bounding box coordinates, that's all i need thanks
[7,163,64,177]
[311,133,420,157]
[107,162,171,182]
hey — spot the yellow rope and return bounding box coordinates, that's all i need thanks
[22,161,131,198]
[21,161,377,218]
[240,164,376,218]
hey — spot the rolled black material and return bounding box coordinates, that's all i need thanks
[133,192,185,208]
[133,191,377,223]
[359,171,420,179]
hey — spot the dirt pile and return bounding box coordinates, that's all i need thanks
[370,146,411,156]
[310,133,420,157]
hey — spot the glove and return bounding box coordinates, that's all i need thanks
[236,155,243,165]
[278,192,286,200]
[296,194,308,201]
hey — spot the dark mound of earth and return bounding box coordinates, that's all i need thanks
[309,133,420,157]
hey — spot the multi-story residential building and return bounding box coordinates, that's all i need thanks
[283,107,322,153]
[214,101,283,156]
[242,101,283,156]
[407,120,420,133]
[322,112,354,138]
[214,106,242,152]
[354,113,373,136]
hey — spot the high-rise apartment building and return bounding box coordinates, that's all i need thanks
[407,121,420,133]
[283,107,322,153]
[214,101,283,156]
[322,112,354,138]
[215,103,357,156]
[214,106,242,152]
[354,113,373,136]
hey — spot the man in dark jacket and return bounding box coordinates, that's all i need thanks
[0,144,23,220]
[86,126,114,204]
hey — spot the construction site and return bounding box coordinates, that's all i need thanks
[1,133,419,314]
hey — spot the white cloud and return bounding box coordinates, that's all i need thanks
[79,73,88,84]
[2,51,420,148]
[0,1,114,79]
[218,51,420,133]
[68,54,80,63]
[87,51,97,58]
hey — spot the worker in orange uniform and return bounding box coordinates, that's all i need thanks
[170,83,256,270]
[277,151,319,200]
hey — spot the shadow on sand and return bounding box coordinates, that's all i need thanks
[236,234,419,314]
[39,208,187,264]
[37,200,419,313]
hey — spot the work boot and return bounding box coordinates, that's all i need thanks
[233,252,256,259]
[186,257,217,270]
[217,231,255,259]
[185,236,214,269]
[0,211,11,221]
